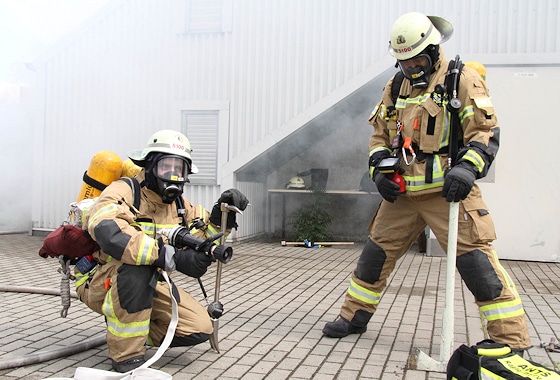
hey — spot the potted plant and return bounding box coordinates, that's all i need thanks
[289,189,333,243]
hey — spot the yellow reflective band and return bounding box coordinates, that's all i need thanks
[369,147,392,158]
[137,222,156,235]
[206,225,221,245]
[136,234,154,265]
[462,150,485,173]
[396,93,431,110]
[402,170,445,192]
[74,267,97,287]
[489,249,520,296]
[102,287,116,318]
[477,346,511,357]
[480,367,507,380]
[370,105,379,119]
[106,316,150,338]
[89,204,119,226]
[137,221,178,235]
[499,268,519,297]
[459,105,475,123]
[439,110,451,150]
[480,299,525,321]
[101,288,150,338]
[396,98,407,109]
[347,278,381,305]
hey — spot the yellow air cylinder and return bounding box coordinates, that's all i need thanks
[121,158,142,178]
[77,151,123,201]
[465,61,487,82]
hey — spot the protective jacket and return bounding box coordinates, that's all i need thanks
[368,51,499,193]
[75,170,216,363]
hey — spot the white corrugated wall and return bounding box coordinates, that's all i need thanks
[29,0,560,239]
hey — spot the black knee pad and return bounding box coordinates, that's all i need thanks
[170,332,211,347]
[456,249,503,301]
[117,264,157,313]
[354,238,387,284]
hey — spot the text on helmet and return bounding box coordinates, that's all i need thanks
[171,143,185,151]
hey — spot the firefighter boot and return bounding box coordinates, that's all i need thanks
[111,355,145,373]
[322,310,372,338]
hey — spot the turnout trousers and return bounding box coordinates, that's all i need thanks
[340,184,532,349]
[76,260,213,362]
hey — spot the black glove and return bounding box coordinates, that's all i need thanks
[209,189,249,229]
[442,162,477,202]
[174,248,213,278]
[368,150,391,179]
[153,237,177,272]
[373,170,401,203]
[218,189,249,210]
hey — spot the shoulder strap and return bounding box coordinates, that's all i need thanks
[175,196,187,226]
[82,171,108,192]
[391,71,405,106]
[445,56,464,166]
[120,177,141,210]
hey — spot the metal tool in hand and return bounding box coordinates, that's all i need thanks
[209,202,243,353]
[409,138,461,372]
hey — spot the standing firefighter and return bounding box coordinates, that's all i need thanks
[322,12,532,352]
[75,129,248,372]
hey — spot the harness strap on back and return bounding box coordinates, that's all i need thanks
[83,171,108,191]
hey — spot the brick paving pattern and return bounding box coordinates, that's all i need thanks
[0,234,558,379]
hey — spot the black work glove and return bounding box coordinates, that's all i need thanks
[153,237,177,272]
[218,189,249,210]
[373,170,402,203]
[368,150,391,180]
[442,162,477,202]
[209,189,249,229]
[174,248,213,278]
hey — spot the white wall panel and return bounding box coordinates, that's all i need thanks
[27,0,560,241]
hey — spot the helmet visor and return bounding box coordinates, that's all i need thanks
[398,54,432,81]
[155,156,189,183]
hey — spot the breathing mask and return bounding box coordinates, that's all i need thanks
[146,154,191,204]
[398,54,433,88]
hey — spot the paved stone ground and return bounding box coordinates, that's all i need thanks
[0,233,559,379]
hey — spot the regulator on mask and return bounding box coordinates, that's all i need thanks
[146,154,191,204]
[397,45,439,88]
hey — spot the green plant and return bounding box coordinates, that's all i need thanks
[289,189,333,242]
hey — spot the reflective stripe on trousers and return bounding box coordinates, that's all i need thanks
[103,286,150,338]
[347,277,381,305]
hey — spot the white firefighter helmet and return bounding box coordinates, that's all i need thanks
[389,12,453,60]
[286,176,305,189]
[128,129,198,173]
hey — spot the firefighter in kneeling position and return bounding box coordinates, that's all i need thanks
[75,129,248,372]
[322,12,532,352]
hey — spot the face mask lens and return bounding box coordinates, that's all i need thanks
[398,55,431,80]
[156,157,188,182]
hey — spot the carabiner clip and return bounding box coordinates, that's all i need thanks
[402,137,416,166]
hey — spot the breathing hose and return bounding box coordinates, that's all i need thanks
[0,285,106,370]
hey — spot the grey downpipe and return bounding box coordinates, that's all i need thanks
[0,285,106,370]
